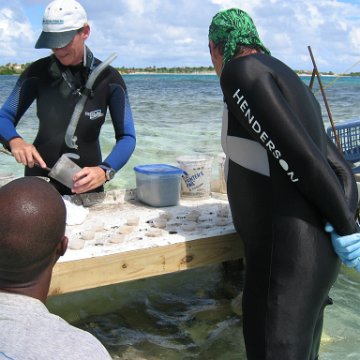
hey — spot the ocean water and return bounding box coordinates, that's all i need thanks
[1,74,360,359]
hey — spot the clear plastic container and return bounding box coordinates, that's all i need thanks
[134,164,183,207]
[49,154,81,189]
[217,152,227,194]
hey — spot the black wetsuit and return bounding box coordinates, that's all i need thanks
[220,53,358,360]
[0,49,136,195]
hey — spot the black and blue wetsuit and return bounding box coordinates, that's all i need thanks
[220,53,358,360]
[0,49,135,195]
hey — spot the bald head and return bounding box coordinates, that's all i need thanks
[0,177,66,284]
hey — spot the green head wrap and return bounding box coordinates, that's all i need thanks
[208,8,270,66]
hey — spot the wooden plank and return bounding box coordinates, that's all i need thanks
[49,233,243,296]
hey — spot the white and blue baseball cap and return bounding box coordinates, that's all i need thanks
[35,0,87,49]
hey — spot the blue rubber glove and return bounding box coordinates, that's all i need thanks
[325,223,360,272]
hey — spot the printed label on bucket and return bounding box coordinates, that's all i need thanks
[177,155,212,198]
[182,169,205,191]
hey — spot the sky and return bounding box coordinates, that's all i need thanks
[0,0,360,73]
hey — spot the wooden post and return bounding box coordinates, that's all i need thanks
[307,46,341,151]
[309,69,316,91]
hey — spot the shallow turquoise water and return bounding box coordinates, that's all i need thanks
[47,264,360,359]
[1,74,360,359]
[3,74,360,190]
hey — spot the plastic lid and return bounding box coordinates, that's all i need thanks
[134,164,183,175]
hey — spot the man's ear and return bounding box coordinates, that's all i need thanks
[209,40,215,55]
[82,25,90,41]
[56,236,68,258]
[210,41,221,59]
[209,40,223,76]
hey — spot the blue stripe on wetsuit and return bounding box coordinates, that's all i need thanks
[0,77,37,145]
[103,84,136,170]
[0,54,136,195]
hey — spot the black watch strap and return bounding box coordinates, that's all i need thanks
[99,165,115,182]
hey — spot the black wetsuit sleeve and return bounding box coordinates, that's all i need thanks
[221,56,357,235]
[327,137,358,214]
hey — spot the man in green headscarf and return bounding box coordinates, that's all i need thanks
[209,8,270,68]
[208,8,359,360]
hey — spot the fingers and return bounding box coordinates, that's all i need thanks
[343,257,360,267]
[9,138,47,168]
[32,152,47,169]
[332,233,360,269]
[333,233,360,249]
[71,167,106,194]
[324,223,334,233]
[337,243,360,261]
[21,149,39,168]
[343,257,360,273]
[356,260,360,273]
[328,227,360,270]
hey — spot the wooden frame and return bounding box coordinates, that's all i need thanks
[49,232,243,296]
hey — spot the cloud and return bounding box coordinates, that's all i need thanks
[83,0,218,67]
[349,28,360,52]
[0,5,35,59]
[251,0,360,72]
[0,0,359,73]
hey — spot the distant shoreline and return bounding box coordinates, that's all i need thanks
[124,71,216,75]
[1,71,358,77]
[0,64,218,76]
[0,64,359,77]
[124,72,355,77]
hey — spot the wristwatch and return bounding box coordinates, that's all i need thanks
[99,165,115,182]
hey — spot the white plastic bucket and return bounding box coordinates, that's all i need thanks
[217,152,227,194]
[176,155,213,198]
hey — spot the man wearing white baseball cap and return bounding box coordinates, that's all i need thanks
[0,0,136,195]
[35,0,88,49]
